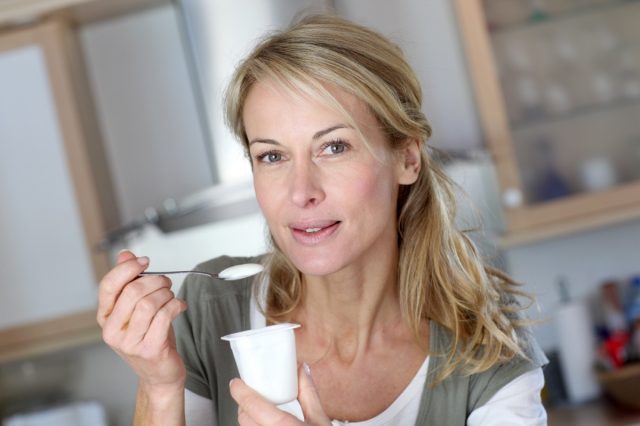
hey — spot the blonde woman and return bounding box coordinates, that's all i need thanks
[97,15,547,426]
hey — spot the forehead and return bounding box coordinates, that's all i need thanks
[242,79,378,136]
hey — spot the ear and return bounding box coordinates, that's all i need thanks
[396,138,421,185]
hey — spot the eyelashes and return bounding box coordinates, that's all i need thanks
[320,138,350,155]
[255,150,282,163]
[253,138,351,164]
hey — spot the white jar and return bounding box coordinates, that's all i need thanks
[579,157,618,192]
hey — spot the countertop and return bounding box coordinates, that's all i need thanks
[548,398,640,426]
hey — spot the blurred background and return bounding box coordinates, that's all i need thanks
[1,0,640,424]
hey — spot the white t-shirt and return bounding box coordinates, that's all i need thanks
[184,284,547,425]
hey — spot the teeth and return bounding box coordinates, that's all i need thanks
[305,227,322,233]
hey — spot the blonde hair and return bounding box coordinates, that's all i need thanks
[224,14,527,382]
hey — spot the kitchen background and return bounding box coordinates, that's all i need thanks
[1,0,640,425]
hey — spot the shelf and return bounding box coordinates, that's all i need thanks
[499,180,640,247]
[488,0,638,35]
[0,0,168,30]
[510,96,640,132]
[0,310,101,364]
[547,397,640,426]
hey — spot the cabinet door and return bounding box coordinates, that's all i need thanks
[0,21,108,361]
[455,0,640,245]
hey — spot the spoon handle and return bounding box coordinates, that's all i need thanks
[139,270,218,279]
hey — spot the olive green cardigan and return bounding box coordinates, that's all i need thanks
[174,256,547,425]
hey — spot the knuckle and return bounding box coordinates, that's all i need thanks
[141,274,169,288]
[155,306,171,322]
[137,297,157,314]
[122,283,144,300]
[167,299,183,317]
[101,327,118,347]
[157,287,174,301]
[158,275,172,287]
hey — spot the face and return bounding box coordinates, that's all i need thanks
[243,81,419,277]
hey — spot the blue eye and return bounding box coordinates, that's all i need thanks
[256,151,282,163]
[322,140,349,155]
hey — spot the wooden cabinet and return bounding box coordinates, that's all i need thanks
[454,0,640,246]
[0,19,111,362]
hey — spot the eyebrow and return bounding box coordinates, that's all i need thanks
[248,124,352,146]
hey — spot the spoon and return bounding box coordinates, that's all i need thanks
[139,263,264,281]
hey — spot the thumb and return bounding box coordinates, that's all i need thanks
[116,249,137,264]
[297,363,330,425]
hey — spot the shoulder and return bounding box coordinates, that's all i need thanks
[429,320,548,411]
[467,368,547,425]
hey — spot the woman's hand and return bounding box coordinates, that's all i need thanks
[230,363,331,426]
[97,250,188,390]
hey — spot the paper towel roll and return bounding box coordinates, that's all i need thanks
[556,301,601,403]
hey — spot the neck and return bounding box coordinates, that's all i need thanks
[294,249,407,364]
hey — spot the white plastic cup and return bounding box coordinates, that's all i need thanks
[222,323,301,405]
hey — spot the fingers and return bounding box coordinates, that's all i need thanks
[101,275,173,345]
[120,286,176,348]
[97,253,150,326]
[297,363,331,425]
[230,379,297,426]
[103,273,171,326]
[142,298,187,351]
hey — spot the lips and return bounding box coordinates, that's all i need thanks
[289,220,341,245]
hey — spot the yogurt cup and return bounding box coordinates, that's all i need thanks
[222,323,301,404]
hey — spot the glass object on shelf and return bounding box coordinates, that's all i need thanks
[618,49,640,99]
[528,0,550,22]
[532,136,573,202]
[579,156,618,192]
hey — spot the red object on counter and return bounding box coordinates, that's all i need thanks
[603,332,629,369]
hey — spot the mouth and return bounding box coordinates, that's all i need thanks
[289,220,341,244]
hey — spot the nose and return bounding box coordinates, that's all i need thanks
[289,159,325,208]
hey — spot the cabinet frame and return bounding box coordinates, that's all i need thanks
[0,19,110,362]
[454,0,640,246]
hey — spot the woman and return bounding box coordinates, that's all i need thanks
[97,15,547,425]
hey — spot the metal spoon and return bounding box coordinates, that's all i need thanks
[139,263,264,281]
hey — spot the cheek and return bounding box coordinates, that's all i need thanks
[253,178,278,217]
[355,166,396,199]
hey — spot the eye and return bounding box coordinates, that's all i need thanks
[321,140,349,156]
[256,150,283,163]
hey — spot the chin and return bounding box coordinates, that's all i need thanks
[284,249,345,277]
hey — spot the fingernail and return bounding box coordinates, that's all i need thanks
[303,362,311,377]
[229,378,237,388]
[137,256,149,265]
[117,249,129,255]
